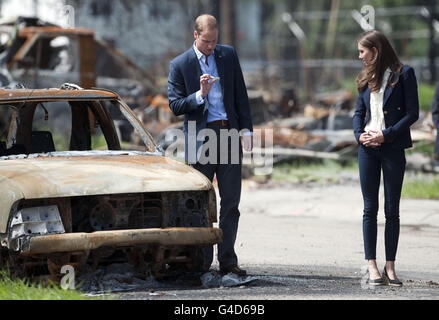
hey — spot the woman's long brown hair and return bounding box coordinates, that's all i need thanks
[356,30,403,92]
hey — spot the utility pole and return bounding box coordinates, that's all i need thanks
[282,12,311,101]
[324,0,340,59]
[219,0,235,47]
[32,0,39,17]
[427,0,437,84]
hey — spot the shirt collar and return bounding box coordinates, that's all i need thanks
[193,41,214,62]
[380,68,391,92]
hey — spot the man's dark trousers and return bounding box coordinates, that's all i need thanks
[191,122,242,271]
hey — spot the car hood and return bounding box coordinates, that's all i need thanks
[0,152,212,231]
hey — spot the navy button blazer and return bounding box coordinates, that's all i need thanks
[353,65,419,149]
[168,44,253,163]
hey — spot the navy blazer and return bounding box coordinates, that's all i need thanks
[353,65,419,149]
[168,44,253,163]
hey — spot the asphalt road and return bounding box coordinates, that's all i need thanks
[118,180,439,300]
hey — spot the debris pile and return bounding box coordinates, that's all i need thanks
[200,270,258,288]
[75,263,258,294]
[77,263,165,294]
[245,86,436,169]
[0,17,435,175]
[0,16,158,107]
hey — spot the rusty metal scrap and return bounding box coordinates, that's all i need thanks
[0,17,158,108]
[22,227,222,255]
[8,27,97,88]
[0,82,222,280]
[303,104,331,120]
[254,125,323,148]
[18,26,94,37]
[94,38,157,90]
[149,94,179,123]
[149,94,170,110]
[0,88,117,102]
[313,89,353,108]
[273,127,321,148]
[0,154,212,233]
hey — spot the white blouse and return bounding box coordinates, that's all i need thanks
[364,69,391,132]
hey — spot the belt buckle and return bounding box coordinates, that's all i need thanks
[221,120,227,126]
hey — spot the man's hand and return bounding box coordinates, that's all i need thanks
[200,74,217,98]
[243,135,253,152]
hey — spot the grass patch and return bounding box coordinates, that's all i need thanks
[0,270,104,300]
[418,83,436,113]
[269,159,358,184]
[406,141,435,157]
[402,174,439,200]
[92,133,108,150]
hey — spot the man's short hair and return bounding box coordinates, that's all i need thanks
[194,14,218,34]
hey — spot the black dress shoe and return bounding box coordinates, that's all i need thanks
[220,265,247,276]
[382,267,403,287]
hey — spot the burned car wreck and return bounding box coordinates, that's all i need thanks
[0,85,221,280]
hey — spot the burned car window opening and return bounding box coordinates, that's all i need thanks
[0,98,157,156]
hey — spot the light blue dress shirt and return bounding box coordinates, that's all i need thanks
[193,43,228,123]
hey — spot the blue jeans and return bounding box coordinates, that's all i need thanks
[358,144,406,261]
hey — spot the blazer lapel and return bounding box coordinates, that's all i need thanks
[364,87,371,109]
[383,71,398,107]
[189,47,202,85]
[189,47,209,114]
[214,48,225,97]
[189,47,202,79]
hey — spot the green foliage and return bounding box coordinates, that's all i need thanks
[402,174,439,199]
[92,134,108,150]
[340,76,359,96]
[263,0,434,62]
[52,133,70,151]
[0,270,101,300]
[270,159,358,184]
[418,83,436,113]
[407,141,435,156]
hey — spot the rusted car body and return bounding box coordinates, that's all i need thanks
[0,86,221,279]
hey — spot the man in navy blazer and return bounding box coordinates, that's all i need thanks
[168,14,253,276]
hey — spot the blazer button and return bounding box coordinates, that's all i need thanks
[397,107,401,110]
[384,111,388,115]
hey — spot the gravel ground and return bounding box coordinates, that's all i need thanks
[114,180,439,300]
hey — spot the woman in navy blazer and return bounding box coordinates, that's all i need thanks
[353,30,419,286]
